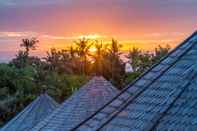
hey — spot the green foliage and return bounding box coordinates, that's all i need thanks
[124,72,141,85]
[39,72,87,102]
[128,44,170,73]
[44,38,126,89]
[125,44,170,85]
[128,48,142,72]
[0,64,37,125]
[0,63,87,126]
[91,42,104,76]
[74,38,93,75]
[102,40,125,89]
[152,44,171,63]
[0,37,171,126]
[10,38,40,68]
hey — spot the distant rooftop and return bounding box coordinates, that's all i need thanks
[32,76,119,131]
[72,31,197,131]
[1,93,59,131]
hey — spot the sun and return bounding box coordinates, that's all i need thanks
[89,47,97,53]
[77,34,103,40]
[77,34,104,53]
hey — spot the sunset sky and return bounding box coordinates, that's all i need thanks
[0,0,197,62]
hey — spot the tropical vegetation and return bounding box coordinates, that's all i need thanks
[0,37,170,126]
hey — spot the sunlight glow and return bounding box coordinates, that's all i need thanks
[89,47,97,52]
[77,34,104,40]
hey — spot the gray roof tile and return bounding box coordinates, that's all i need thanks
[72,31,197,131]
[0,93,58,131]
[32,76,119,131]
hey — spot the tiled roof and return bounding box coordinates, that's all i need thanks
[0,93,59,131]
[32,76,119,131]
[72,31,197,131]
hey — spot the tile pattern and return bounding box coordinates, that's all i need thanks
[0,93,59,131]
[73,31,197,131]
[32,76,119,131]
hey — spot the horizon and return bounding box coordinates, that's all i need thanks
[0,0,197,62]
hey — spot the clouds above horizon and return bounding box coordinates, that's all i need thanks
[1,0,197,6]
[0,0,68,6]
[0,0,196,34]
[0,0,197,62]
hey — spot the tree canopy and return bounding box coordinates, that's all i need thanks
[0,38,170,126]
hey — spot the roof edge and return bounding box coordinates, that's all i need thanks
[71,30,197,130]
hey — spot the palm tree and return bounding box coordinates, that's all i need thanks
[59,49,75,74]
[109,39,121,55]
[128,47,142,72]
[45,48,61,71]
[102,39,125,89]
[20,38,39,57]
[74,38,92,75]
[69,46,76,59]
[67,46,78,74]
[107,39,122,78]
[153,44,170,63]
[11,50,28,68]
[92,42,104,75]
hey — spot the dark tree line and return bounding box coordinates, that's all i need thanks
[0,37,170,126]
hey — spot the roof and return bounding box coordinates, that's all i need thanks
[32,76,119,131]
[0,93,59,131]
[72,31,197,131]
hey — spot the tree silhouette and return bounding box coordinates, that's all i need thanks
[20,38,39,57]
[102,39,125,89]
[11,38,39,68]
[74,38,92,75]
[128,45,171,73]
[92,42,104,75]
[128,48,142,72]
[153,44,170,63]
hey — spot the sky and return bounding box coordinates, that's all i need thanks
[0,0,197,62]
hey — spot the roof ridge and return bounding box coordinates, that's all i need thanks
[96,38,197,131]
[42,93,59,107]
[31,76,118,131]
[1,94,58,131]
[79,76,116,91]
[1,96,38,130]
[71,31,197,130]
